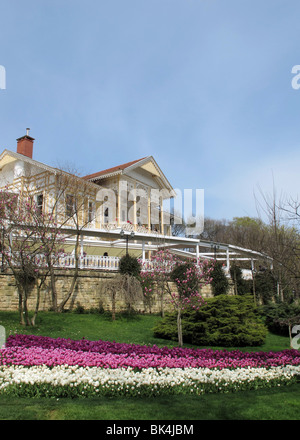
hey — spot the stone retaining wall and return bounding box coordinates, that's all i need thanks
[0,269,232,314]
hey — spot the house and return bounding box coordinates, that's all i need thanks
[0,129,273,274]
[0,130,201,268]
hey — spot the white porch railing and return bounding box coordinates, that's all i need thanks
[42,254,154,271]
[0,253,155,272]
[54,255,122,271]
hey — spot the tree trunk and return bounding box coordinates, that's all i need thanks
[48,259,58,312]
[159,282,165,317]
[233,269,238,295]
[112,291,116,321]
[57,234,80,312]
[161,293,165,317]
[252,272,257,306]
[18,291,25,325]
[31,280,41,326]
[58,272,78,312]
[177,308,183,347]
[289,324,293,348]
[22,287,31,326]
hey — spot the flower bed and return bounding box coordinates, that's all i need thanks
[0,335,299,398]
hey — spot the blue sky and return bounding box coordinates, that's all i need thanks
[0,0,299,221]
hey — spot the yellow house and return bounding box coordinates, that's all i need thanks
[0,130,201,268]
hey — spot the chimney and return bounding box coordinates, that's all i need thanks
[16,128,35,158]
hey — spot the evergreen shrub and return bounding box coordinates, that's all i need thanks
[260,302,300,336]
[153,294,267,347]
[230,264,250,295]
[210,262,229,296]
[254,269,277,304]
[119,254,141,277]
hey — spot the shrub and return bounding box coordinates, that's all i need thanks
[260,302,300,336]
[230,264,250,295]
[153,294,267,347]
[119,254,141,277]
[210,262,229,296]
[74,303,85,314]
[253,269,277,304]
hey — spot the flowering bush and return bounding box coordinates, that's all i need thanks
[0,335,299,398]
[139,271,155,312]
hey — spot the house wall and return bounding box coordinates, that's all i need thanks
[0,161,46,189]
[0,161,15,187]
[0,269,217,314]
[0,161,100,229]
[0,154,173,235]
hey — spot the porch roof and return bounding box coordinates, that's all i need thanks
[59,224,200,248]
[59,226,273,266]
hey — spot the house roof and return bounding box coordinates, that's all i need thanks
[83,157,147,180]
[0,149,175,196]
[83,155,175,195]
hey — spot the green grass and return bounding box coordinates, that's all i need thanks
[0,310,299,421]
[0,384,299,420]
[0,310,291,351]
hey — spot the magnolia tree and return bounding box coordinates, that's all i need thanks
[0,166,100,321]
[140,250,213,346]
[53,168,100,312]
[139,250,177,318]
[0,188,65,325]
[139,270,155,313]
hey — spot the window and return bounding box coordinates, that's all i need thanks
[66,194,75,217]
[36,193,43,216]
[88,201,95,223]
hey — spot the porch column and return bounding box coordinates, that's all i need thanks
[133,182,137,231]
[142,241,145,262]
[148,188,151,230]
[196,244,199,265]
[226,248,230,271]
[160,196,164,234]
[117,175,121,226]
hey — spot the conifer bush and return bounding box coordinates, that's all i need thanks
[153,294,267,347]
[210,262,229,295]
[119,254,141,277]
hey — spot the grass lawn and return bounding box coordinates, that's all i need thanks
[0,310,299,421]
[0,310,291,351]
[0,384,299,421]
